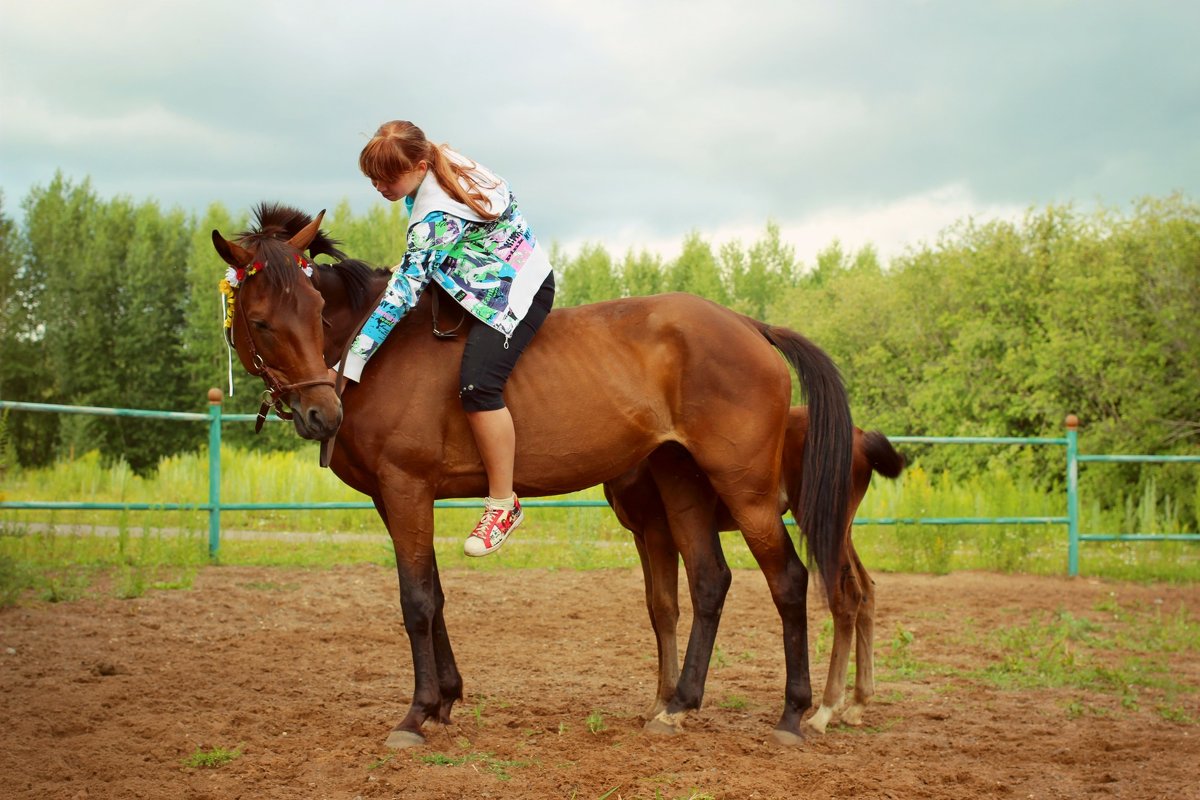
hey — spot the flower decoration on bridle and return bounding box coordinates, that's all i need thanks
[219,254,314,329]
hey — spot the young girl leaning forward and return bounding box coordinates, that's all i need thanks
[339,120,555,557]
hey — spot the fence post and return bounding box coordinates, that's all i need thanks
[1065,413,1080,577]
[207,388,223,560]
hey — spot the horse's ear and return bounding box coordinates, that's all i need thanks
[287,209,326,253]
[212,230,254,267]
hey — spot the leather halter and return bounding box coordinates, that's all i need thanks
[232,266,336,433]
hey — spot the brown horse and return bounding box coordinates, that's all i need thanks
[212,204,854,747]
[603,408,905,734]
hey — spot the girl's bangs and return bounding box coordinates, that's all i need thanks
[360,140,411,182]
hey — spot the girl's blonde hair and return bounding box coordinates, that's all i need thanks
[359,120,500,220]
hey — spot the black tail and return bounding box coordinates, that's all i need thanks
[863,430,906,479]
[758,323,853,607]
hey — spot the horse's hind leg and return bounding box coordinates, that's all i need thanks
[841,545,875,726]
[643,448,728,736]
[718,499,813,745]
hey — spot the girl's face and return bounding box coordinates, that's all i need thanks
[372,161,428,202]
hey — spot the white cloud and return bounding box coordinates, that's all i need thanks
[0,92,256,156]
[0,0,1195,249]
[560,182,1024,268]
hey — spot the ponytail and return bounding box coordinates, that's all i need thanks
[426,144,501,221]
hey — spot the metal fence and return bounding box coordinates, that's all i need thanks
[2,394,1198,575]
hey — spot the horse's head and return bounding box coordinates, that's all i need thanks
[213,208,342,441]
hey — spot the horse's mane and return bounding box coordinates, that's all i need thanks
[236,202,388,307]
[317,259,391,312]
[238,202,348,259]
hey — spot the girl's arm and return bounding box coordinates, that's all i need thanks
[341,212,464,381]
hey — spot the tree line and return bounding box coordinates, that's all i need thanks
[1,175,1197,523]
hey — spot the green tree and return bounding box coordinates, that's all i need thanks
[560,242,621,306]
[621,248,664,297]
[728,221,801,319]
[773,199,1200,522]
[17,174,103,463]
[328,199,409,266]
[666,232,728,305]
[0,191,57,468]
[104,201,197,472]
[0,191,22,393]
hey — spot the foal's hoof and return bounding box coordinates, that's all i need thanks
[840,704,866,727]
[642,701,668,722]
[385,729,427,749]
[806,706,834,735]
[769,727,806,747]
[644,710,687,736]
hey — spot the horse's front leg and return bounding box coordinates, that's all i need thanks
[429,557,464,723]
[377,489,448,749]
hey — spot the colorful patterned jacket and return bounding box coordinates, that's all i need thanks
[342,152,554,381]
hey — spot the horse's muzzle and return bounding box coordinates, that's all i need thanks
[292,393,343,441]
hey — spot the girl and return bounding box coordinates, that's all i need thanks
[342,120,555,557]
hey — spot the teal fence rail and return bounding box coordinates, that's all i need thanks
[2,396,1197,575]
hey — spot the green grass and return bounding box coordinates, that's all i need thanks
[417,751,532,781]
[1,446,1197,606]
[878,625,929,681]
[717,694,749,710]
[585,710,607,734]
[962,599,1199,723]
[182,745,241,769]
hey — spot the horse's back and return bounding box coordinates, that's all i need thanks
[523,292,788,401]
[502,292,793,494]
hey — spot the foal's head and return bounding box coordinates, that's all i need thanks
[212,206,342,440]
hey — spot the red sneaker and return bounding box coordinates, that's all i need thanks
[463,496,524,557]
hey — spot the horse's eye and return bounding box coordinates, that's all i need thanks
[251,319,270,331]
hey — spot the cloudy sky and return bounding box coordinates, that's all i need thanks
[2,0,1197,264]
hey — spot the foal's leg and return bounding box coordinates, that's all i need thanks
[643,449,728,736]
[605,470,682,719]
[807,548,860,734]
[631,527,682,720]
[841,545,876,727]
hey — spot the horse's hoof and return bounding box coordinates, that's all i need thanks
[385,729,426,749]
[769,727,806,747]
[644,710,686,736]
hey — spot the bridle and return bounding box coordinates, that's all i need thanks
[228,259,337,433]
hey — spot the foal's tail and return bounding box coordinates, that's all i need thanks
[756,322,854,607]
[862,430,906,480]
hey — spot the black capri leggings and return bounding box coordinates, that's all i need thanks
[458,272,555,412]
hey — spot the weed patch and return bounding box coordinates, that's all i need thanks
[418,751,532,781]
[182,746,241,769]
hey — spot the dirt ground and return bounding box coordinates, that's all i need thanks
[1,564,1197,800]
